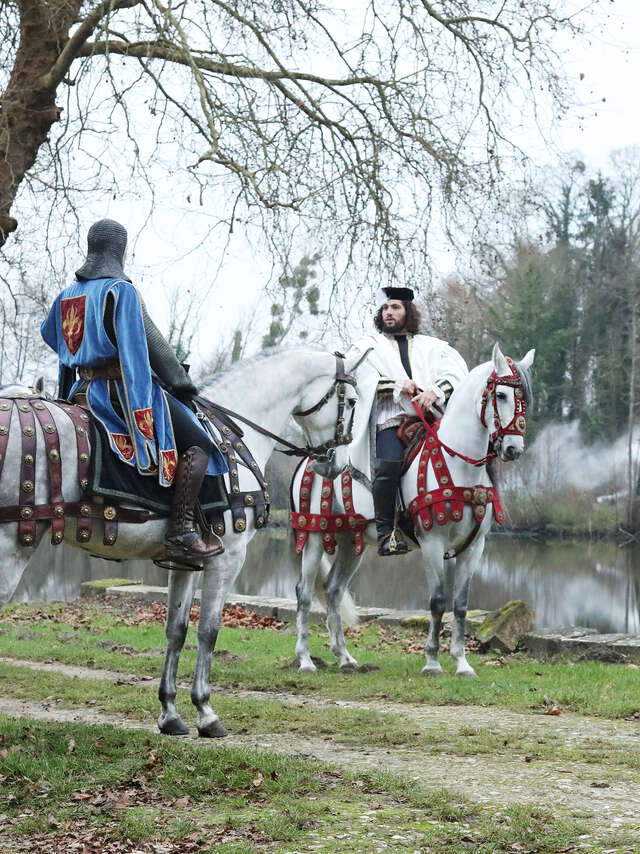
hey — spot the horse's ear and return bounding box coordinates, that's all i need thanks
[34,376,46,395]
[492,343,509,376]
[520,349,535,369]
[344,346,373,375]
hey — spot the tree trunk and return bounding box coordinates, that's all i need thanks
[0,1,83,246]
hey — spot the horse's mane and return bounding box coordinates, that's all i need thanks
[514,359,534,411]
[201,345,327,390]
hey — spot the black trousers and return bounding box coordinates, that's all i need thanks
[375,426,405,462]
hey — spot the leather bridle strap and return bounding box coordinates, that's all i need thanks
[197,354,358,462]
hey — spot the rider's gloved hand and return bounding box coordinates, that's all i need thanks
[171,380,199,403]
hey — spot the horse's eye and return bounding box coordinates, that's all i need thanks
[346,398,356,407]
[496,391,507,401]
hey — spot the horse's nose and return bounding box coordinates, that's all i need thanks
[503,445,516,461]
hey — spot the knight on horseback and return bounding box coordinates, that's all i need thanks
[40,218,227,563]
[350,286,468,556]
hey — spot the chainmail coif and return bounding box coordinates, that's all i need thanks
[75,218,131,282]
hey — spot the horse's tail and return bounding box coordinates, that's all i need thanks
[314,553,359,628]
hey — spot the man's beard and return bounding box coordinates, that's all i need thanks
[383,317,406,333]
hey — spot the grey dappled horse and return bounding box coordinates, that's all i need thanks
[293,344,534,678]
[0,348,360,737]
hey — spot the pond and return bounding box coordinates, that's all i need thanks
[12,529,640,634]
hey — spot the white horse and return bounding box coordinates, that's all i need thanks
[0,348,360,736]
[292,344,534,678]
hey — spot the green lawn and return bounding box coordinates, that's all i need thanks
[0,600,638,719]
[0,600,638,853]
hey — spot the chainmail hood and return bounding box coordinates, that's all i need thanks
[75,219,131,282]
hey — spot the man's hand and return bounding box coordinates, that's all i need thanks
[402,379,419,396]
[412,389,438,412]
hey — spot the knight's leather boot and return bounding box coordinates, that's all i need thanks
[164,446,224,560]
[372,458,408,556]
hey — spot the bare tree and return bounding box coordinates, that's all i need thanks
[0,1,587,285]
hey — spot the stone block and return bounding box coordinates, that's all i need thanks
[475,600,535,652]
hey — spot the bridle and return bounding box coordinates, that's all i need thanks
[480,358,527,451]
[290,352,361,461]
[199,352,366,462]
[415,358,527,467]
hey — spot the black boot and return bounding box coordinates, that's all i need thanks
[164,446,224,561]
[372,458,408,556]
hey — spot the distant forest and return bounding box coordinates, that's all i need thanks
[429,154,640,451]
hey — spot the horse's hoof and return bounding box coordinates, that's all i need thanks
[198,719,228,738]
[158,716,190,736]
[421,665,443,677]
[298,662,317,674]
[456,668,478,679]
[339,661,359,671]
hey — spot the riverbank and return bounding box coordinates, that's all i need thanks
[0,596,639,853]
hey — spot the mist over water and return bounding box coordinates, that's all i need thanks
[503,420,640,495]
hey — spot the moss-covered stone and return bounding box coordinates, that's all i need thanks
[80,578,141,597]
[475,599,534,652]
[400,615,430,630]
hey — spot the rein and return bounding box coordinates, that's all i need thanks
[411,358,527,466]
[198,354,359,462]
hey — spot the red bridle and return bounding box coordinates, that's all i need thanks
[412,358,527,467]
[480,358,527,447]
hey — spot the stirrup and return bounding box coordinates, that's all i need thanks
[378,527,408,557]
[154,556,204,572]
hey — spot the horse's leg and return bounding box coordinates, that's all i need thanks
[325,543,362,669]
[295,535,324,673]
[420,538,446,677]
[192,542,246,738]
[450,542,483,678]
[158,568,199,735]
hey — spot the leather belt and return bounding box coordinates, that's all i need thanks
[78,361,121,381]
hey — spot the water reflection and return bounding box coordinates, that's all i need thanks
[11,529,640,634]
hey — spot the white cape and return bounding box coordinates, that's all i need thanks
[344,333,468,482]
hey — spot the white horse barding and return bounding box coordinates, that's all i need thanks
[0,348,361,736]
[292,344,534,678]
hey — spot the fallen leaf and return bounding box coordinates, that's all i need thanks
[544,706,562,716]
[66,738,75,755]
[173,795,190,807]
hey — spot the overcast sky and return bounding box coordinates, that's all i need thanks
[59,1,640,370]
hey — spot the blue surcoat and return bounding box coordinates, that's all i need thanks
[41,277,226,486]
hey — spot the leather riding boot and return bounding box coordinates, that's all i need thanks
[372,458,408,556]
[164,446,224,559]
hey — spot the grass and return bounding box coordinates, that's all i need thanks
[0,599,639,851]
[0,601,639,719]
[0,715,611,853]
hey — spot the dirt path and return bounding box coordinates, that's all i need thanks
[1,657,639,834]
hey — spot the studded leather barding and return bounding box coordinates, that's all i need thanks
[200,407,270,537]
[0,398,161,548]
[30,400,64,544]
[17,401,37,547]
[290,459,368,557]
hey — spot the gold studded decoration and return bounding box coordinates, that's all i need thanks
[103,506,117,520]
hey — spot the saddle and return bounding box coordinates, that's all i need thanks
[0,396,269,550]
[397,414,435,472]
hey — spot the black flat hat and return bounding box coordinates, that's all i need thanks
[377,286,414,303]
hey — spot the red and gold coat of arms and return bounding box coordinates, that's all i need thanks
[161,449,177,483]
[112,433,134,461]
[134,407,154,440]
[61,296,86,355]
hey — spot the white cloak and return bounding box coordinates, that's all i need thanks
[343,332,468,481]
[350,331,468,413]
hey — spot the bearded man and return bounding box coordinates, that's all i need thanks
[41,218,226,562]
[351,287,468,556]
